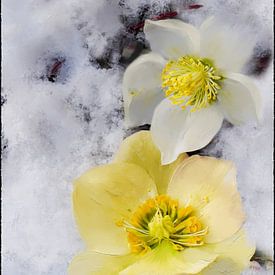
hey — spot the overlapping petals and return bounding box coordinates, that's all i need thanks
[123,18,262,164]
[73,162,157,254]
[113,131,188,193]
[69,131,254,275]
[151,100,223,164]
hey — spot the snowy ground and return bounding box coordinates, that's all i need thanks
[2,0,273,274]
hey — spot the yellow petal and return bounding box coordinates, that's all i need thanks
[199,230,255,274]
[167,155,245,243]
[114,131,188,194]
[73,163,157,254]
[68,250,135,275]
[198,258,241,275]
[120,241,217,275]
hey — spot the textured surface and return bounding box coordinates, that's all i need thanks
[2,0,273,274]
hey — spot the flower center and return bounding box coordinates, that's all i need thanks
[118,195,207,254]
[161,56,223,111]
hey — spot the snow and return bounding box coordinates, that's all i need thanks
[2,0,273,274]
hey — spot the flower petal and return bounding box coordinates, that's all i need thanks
[218,72,262,125]
[151,99,223,164]
[200,17,255,72]
[114,131,188,194]
[68,250,135,275]
[199,258,242,275]
[144,19,200,59]
[200,230,255,274]
[120,241,217,275]
[73,163,157,254]
[123,52,166,127]
[168,155,245,243]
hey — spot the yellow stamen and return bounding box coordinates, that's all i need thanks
[162,56,223,111]
[117,195,207,254]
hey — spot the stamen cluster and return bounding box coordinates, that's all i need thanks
[118,195,207,254]
[162,56,222,111]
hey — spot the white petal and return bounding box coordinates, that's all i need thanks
[144,19,200,60]
[151,99,223,164]
[200,17,256,72]
[123,52,166,127]
[218,72,262,125]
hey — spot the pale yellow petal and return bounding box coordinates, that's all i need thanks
[73,163,157,254]
[199,258,241,275]
[68,250,135,275]
[168,155,245,243]
[199,230,255,274]
[120,241,217,275]
[114,131,188,194]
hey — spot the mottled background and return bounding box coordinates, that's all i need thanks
[2,0,273,274]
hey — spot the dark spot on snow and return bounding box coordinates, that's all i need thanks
[106,107,124,128]
[1,94,7,106]
[76,104,94,123]
[119,35,146,66]
[246,46,272,75]
[38,53,70,84]
[1,133,8,160]
[125,124,151,138]
[65,97,98,124]
[251,251,274,269]
[223,120,234,129]
[47,58,66,82]
[89,30,146,69]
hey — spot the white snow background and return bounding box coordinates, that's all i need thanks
[1,0,273,274]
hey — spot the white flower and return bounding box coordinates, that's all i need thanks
[123,18,262,164]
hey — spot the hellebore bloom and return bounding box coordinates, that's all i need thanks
[123,18,261,164]
[69,131,255,275]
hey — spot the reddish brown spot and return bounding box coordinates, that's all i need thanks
[128,22,145,32]
[188,4,203,9]
[127,11,178,33]
[47,59,65,82]
[152,11,178,21]
[126,4,202,34]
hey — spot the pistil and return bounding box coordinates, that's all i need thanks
[117,195,207,254]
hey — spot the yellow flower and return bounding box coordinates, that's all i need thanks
[123,18,262,164]
[69,131,255,275]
